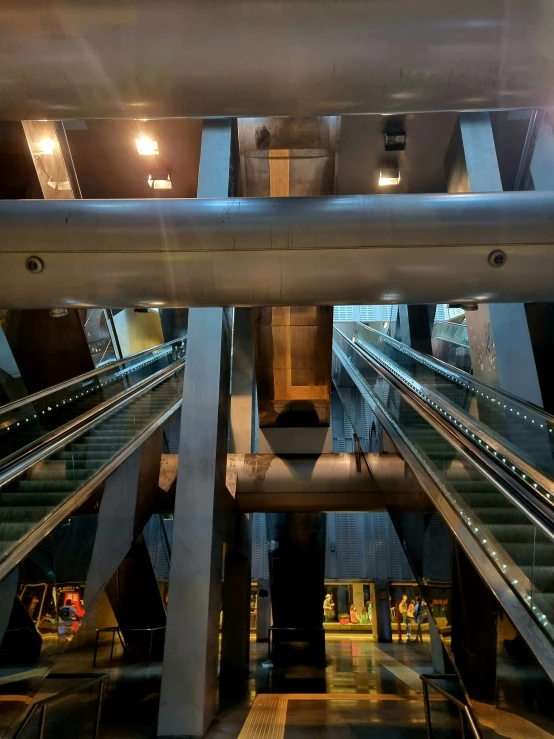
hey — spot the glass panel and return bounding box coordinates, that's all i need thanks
[334,330,554,644]
[0,340,185,466]
[352,322,554,491]
[0,367,183,569]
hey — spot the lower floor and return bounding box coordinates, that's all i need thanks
[3,634,551,739]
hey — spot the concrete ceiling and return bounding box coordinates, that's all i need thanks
[337,113,459,195]
[65,119,202,198]
[0,111,539,201]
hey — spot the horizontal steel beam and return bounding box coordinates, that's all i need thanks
[1,0,553,118]
[2,193,554,307]
[228,453,431,513]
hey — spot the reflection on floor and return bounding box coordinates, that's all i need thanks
[1,634,551,739]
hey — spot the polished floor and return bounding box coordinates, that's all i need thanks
[1,635,551,739]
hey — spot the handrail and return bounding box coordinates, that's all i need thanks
[13,673,107,739]
[352,324,554,503]
[334,338,554,686]
[336,329,554,546]
[94,626,165,667]
[0,357,185,485]
[0,337,185,416]
[0,396,182,583]
[420,674,482,739]
[354,321,549,417]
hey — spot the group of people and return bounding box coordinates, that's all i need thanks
[348,602,372,624]
[323,591,427,638]
[398,594,426,642]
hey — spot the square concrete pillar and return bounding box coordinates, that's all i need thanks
[158,307,233,738]
[446,113,543,405]
[159,119,237,738]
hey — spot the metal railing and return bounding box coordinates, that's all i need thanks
[0,358,184,486]
[0,337,185,416]
[13,673,107,739]
[0,362,183,582]
[341,326,554,534]
[93,626,166,668]
[420,674,482,739]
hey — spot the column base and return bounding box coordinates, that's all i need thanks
[270,626,326,667]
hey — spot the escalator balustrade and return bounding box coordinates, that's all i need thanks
[0,343,185,575]
[334,328,554,646]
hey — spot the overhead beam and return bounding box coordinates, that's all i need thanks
[230,453,430,513]
[1,1,554,119]
[2,193,554,307]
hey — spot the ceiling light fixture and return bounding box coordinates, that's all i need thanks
[384,131,406,151]
[148,173,172,190]
[378,167,401,186]
[38,138,54,155]
[31,138,55,158]
[136,137,159,155]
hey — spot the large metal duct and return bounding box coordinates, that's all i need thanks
[1,0,554,119]
[228,453,431,513]
[2,193,554,307]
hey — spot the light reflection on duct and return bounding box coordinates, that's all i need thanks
[148,173,172,189]
[378,167,401,186]
[47,178,71,191]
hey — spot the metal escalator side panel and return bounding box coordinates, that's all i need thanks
[0,367,184,584]
[333,334,554,685]
[350,323,554,518]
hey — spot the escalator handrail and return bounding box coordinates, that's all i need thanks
[334,335,554,685]
[335,328,554,544]
[0,357,185,489]
[13,673,107,739]
[0,337,186,416]
[354,321,549,418]
[353,325,554,500]
[0,383,182,583]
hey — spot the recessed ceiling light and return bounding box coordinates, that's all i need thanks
[378,167,400,186]
[32,138,55,157]
[148,173,172,189]
[136,137,159,155]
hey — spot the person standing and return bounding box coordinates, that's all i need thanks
[414,598,426,643]
[399,594,410,641]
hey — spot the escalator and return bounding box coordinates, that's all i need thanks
[0,339,185,581]
[333,322,554,683]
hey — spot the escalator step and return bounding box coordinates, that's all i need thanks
[521,567,554,594]
[471,507,530,525]
[488,523,541,544]
[0,506,55,523]
[0,492,69,507]
[503,542,554,566]
[11,480,76,492]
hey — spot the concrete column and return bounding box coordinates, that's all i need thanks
[371,581,392,643]
[446,113,543,405]
[84,449,142,609]
[229,309,255,455]
[221,308,254,679]
[397,304,435,356]
[159,119,235,738]
[158,308,232,738]
[451,544,497,703]
[256,578,271,642]
[220,517,251,680]
[530,117,554,191]
[522,117,554,413]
